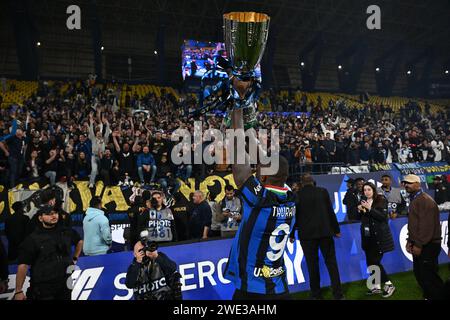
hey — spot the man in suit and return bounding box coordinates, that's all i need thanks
[290,174,344,300]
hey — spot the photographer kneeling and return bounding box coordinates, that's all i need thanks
[125,232,182,300]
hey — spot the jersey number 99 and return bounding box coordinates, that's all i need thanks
[267,223,290,261]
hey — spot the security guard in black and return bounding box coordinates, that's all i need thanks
[14,205,82,300]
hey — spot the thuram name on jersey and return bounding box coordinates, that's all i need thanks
[271,206,295,219]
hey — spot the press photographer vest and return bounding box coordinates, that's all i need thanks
[147,208,174,242]
[134,260,172,300]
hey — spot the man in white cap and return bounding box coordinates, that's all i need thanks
[402,174,444,300]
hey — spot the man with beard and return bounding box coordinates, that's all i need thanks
[150,131,169,166]
[343,177,365,221]
[402,174,445,300]
[377,174,406,218]
[14,205,83,300]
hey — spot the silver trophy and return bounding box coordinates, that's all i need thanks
[223,12,270,128]
[198,12,270,129]
[223,12,270,79]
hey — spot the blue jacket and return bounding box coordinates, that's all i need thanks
[0,119,17,142]
[137,152,155,167]
[83,207,112,256]
[75,140,92,159]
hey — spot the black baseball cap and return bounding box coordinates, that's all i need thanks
[37,205,54,216]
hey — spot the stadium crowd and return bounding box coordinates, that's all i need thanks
[0,77,448,243]
[0,77,449,301]
[1,78,449,192]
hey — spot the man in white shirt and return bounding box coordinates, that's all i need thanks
[431,138,444,162]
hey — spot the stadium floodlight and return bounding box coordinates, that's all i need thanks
[445,70,449,74]
[101,46,104,51]
[300,61,305,67]
[375,67,380,72]
[338,65,342,70]
[407,70,412,75]
[36,42,41,47]
[154,50,158,55]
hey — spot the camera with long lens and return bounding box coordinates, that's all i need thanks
[139,230,158,263]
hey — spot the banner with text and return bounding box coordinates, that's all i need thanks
[4,214,448,300]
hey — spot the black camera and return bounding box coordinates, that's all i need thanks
[139,230,158,253]
[150,197,159,208]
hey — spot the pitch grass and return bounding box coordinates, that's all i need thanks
[292,263,450,300]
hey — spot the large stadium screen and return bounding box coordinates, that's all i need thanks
[181,40,228,80]
[181,39,263,81]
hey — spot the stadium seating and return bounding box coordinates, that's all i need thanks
[0,80,38,108]
[1,79,448,114]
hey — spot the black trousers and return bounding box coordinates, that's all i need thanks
[100,168,119,186]
[301,237,343,299]
[232,289,291,300]
[27,285,72,300]
[364,247,389,284]
[413,242,445,300]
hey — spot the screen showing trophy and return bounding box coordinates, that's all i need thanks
[181,40,228,80]
[181,39,261,80]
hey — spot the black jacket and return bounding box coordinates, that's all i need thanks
[188,201,212,239]
[343,188,361,221]
[0,240,8,281]
[6,135,26,159]
[5,212,30,260]
[434,184,448,205]
[294,185,340,240]
[360,197,394,254]
[116,151,136,176]
[125,251,180,300]
[18,225,81,297]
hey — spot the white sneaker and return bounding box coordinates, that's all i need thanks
[366,287,382,295]
[382,284,396,298]
[118,181,123,186]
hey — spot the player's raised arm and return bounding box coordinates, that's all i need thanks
[231,107,252,189]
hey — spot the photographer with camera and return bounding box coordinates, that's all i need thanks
[125,232,182,300]
[219,185,242,238]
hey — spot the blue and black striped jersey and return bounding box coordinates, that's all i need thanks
[223,175,296,294]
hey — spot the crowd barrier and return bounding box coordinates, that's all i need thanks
[5,213,448,300]
[1,161,448,226]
